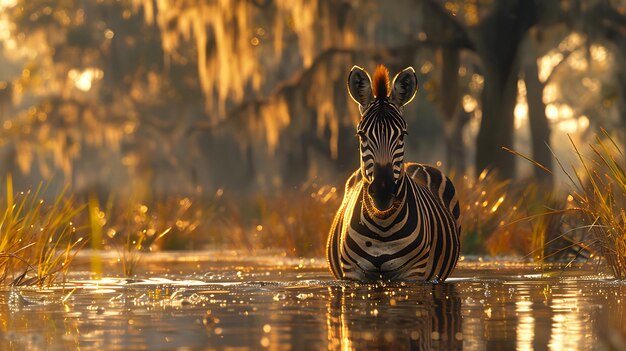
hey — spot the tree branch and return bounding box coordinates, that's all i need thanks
[189,36,475,135]
[421,0,476,51]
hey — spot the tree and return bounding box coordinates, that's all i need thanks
[2,0,626,196]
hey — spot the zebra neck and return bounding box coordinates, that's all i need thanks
[361,176,407,221]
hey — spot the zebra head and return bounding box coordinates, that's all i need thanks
[347,65,418,212]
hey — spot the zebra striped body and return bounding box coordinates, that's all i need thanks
[327,163,460,281]
[327,65,461,282]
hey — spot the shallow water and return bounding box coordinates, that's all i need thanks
[1,253,625,350]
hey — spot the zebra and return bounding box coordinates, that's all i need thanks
[326,64,461,282]
[326,284,462,350]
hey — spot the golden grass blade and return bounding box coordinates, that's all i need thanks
[601,127,624,157]
[88,194,103,279]
[6,174,12,210]
[501,146,553,174]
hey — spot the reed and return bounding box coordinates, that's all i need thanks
[253,183,340,256]
[151,194,236,251]
[454,170,535,255]
[0,176,85,287]
[88,196,170,277]
[559,130,626,278]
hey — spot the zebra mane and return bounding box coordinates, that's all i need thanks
[372,64,390,100]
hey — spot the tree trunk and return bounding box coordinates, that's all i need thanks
[524,55,553,187]
[476,66,518,179]
[440,47,466,173]
[474,0,537,179]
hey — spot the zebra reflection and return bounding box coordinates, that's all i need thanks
[326,283,462,351]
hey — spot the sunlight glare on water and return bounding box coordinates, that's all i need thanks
[0,254,624,350]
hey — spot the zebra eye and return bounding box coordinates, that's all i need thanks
[356,131,366,139]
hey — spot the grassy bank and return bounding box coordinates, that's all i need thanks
[0,132,624,285]
[0,176,84,287]
[556,130,626,279]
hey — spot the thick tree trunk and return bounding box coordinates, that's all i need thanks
[440,47,466,173]
[524,57,553,187]
[476,67,518,179]
[474,0,537,179]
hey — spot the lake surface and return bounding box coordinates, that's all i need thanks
[1,252,625,350]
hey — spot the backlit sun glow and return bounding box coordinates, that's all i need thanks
[68,68,104,92]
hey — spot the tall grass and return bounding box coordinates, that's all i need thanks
[454,170,537,255]
[6,131,622,282]
[558,130,626,278]
[151,195,233,251]
[253,183,339,256]
[88,196,171,277]
[0,176,85,287]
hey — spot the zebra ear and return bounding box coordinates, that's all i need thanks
[391,67,418,107]
[347,66,373,111]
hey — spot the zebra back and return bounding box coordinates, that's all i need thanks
[405,163,461,228]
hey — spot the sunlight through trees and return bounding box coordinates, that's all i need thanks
[0,0,624,196]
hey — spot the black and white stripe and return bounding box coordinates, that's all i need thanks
[327,76,461,282]
[357,100,407,183]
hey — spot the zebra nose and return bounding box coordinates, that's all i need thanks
[368,163,395,210]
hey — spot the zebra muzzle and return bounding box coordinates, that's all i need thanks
[367,163,396,211]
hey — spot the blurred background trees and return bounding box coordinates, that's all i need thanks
[0,0,624,199]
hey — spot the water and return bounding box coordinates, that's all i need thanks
[1,253,625,350]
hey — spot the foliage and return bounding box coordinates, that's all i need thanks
[2,0,626,200]
[85,189,252,276]
[454,170,530,255]
[558,130,626,279]
[253,183,340,257]
[454,167,581,259]
[88,196,171,277]
[0,175,85,287]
